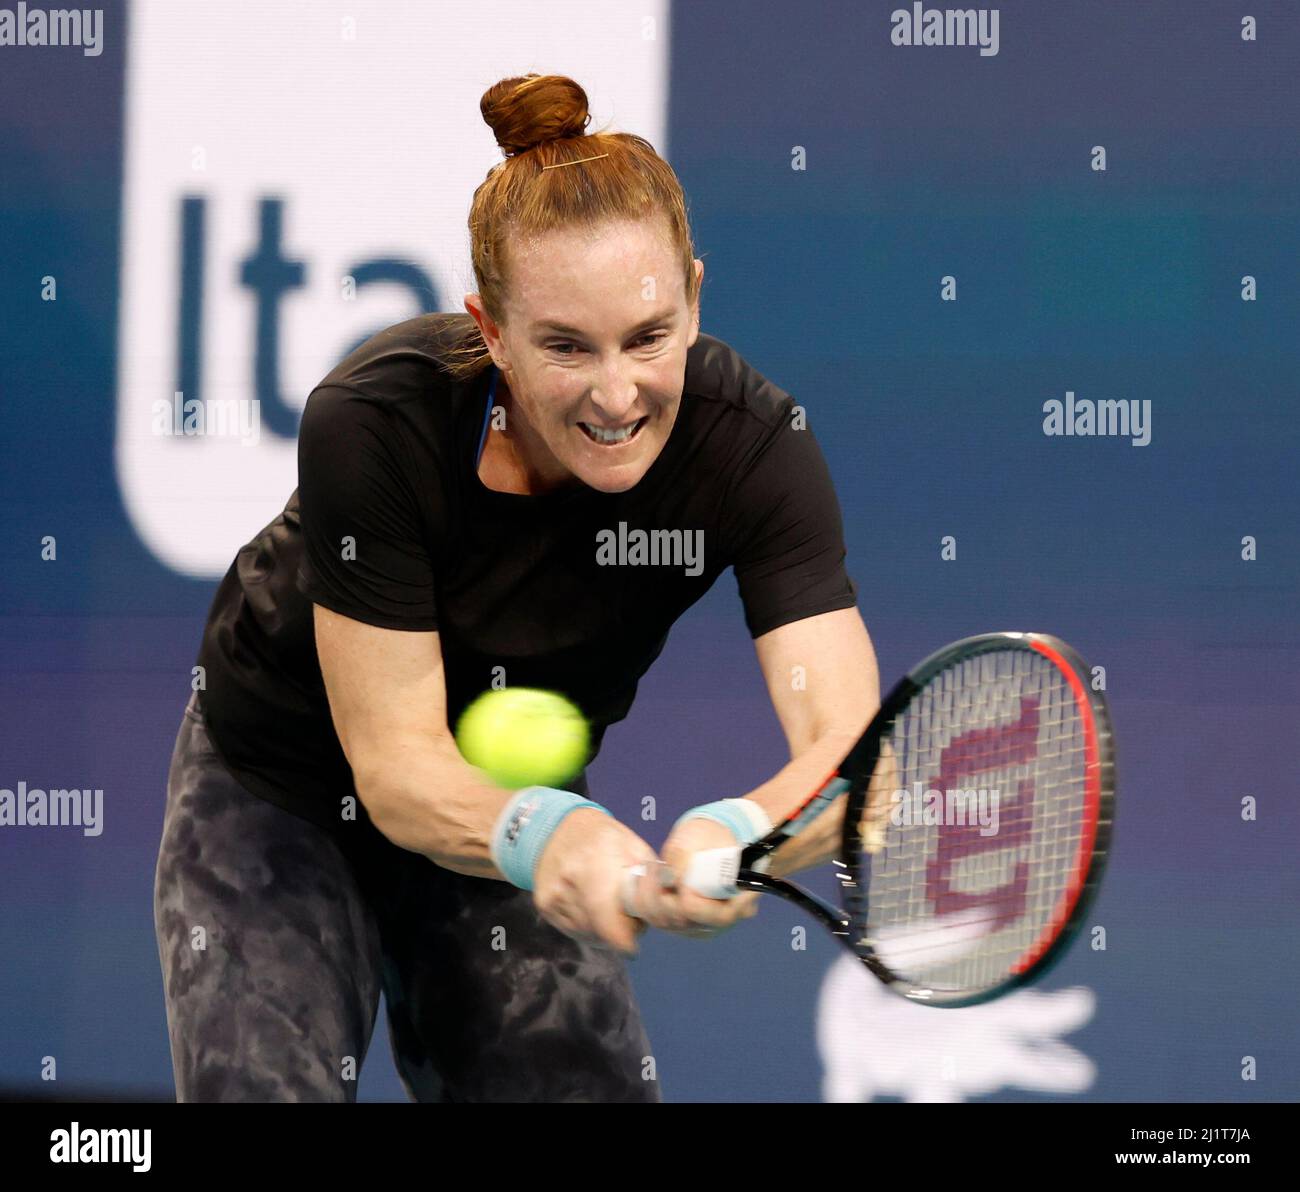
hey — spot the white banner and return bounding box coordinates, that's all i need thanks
[116,0,670,575]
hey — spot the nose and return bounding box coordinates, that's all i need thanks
[586,361,641,425]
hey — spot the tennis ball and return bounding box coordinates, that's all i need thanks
[454,687,590,790]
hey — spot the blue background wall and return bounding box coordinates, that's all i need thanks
[1,0,1297,1101]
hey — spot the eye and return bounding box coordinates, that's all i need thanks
[544,332,667,357]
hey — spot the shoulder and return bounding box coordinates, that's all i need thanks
[310,312,476,410]
[676,333,838,525]
[299,313,484,456]
[683,331,797,435]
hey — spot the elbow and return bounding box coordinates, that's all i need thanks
[351,756,433,855]
[352,766,407,848]
[351,743,474,867]
[792,719,870,762]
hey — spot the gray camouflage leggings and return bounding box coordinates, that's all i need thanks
[153,690,660,1103]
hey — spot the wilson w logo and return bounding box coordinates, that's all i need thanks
[926,695,1040,929]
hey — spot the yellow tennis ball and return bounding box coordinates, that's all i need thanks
[454,687,590,790]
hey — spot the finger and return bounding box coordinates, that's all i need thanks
[677,925,725,939]
[636,870,731,933]
[637,883,698,933]
[711,891,760,926]
[592,886,643,956]
[599,916,640,956]
[622,861,684,929]
[673,886,752,929]
[620,862,649,919]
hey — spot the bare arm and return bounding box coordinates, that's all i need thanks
[656,606,881,926]
[312,603,683,952]
[312,603,519,875]
[744,606,881,877]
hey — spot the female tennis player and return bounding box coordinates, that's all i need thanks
[154,73,880,1103]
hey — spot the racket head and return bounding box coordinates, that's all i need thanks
[839,632,1115,1007]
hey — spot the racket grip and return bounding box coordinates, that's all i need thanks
[620,860,678,919]
[682,845,743,899]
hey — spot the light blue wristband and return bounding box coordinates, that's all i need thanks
[490,786,611,891]
[673,797,773,846]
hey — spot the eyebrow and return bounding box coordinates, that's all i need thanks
[530,309,678,337]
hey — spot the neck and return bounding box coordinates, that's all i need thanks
[479,375,577,495]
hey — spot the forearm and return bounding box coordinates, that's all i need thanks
[738,608,882,878]
[354,735,518,878]
[737,728,861,878]
[353,735,662,956]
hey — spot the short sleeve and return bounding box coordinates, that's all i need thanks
[294,385,438,630]
[727,412,858,639]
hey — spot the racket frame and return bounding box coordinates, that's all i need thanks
[736,631,1116,1007]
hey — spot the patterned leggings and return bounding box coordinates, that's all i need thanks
[153,690,661,1103]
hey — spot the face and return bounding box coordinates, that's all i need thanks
[466,218,704,494]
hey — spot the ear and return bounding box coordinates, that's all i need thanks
[687,259,704,345]
[464,293,506,361]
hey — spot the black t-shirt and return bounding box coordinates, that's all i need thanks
[195,313,857,835]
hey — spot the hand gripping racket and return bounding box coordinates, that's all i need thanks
[631,632,1115,1007]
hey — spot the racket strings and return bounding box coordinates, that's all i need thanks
[855,648,1094,994]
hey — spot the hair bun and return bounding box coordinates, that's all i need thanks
[480,73,591,157]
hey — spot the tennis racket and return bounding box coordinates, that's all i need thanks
[626,632,1114,1007]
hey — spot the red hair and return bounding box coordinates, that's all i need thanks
[436,73,700,379]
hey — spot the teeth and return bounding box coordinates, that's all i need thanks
[581,419,641,444]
